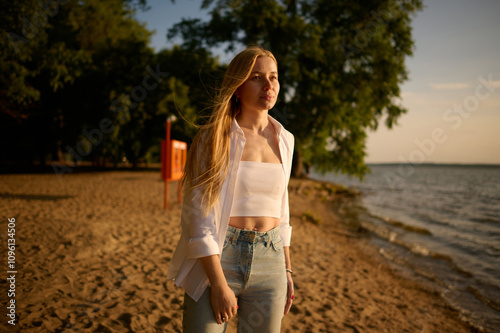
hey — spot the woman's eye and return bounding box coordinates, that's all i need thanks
[252,76,260,80]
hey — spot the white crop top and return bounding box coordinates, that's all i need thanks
[230,161,285,219]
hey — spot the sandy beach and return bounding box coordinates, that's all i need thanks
[0,170,478,332]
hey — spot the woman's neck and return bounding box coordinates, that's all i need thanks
[236,109,270,134]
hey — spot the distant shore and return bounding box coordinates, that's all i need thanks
[0,171,480,332]
[366,162,500,167]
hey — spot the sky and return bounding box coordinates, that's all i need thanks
[134,0,500,164]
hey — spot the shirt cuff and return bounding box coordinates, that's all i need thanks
[280,225,292,247]
[186,235,220,259]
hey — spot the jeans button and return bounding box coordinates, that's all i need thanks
[249,234,255,242]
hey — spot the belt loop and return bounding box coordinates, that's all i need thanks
[232,228,240,245]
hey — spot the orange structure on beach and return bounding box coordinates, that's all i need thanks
[162,139,187,181]
[161,120,187,209]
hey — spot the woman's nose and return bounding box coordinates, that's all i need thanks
[262,78,272,90]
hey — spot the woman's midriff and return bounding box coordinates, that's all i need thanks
[229,216,280,232]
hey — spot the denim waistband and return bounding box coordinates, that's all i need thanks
[226,225,280,245]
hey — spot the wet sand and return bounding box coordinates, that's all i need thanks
[0,171,477,332]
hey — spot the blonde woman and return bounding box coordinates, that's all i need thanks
[167,46,295,332]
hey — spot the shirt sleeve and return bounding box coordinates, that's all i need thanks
[280,187,292,246]
[279,131,294,246]
[182,135,221,259]
[182,185,220,259]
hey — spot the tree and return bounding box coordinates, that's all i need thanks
[0,0,156,166]
[1,0,225,170]
[168,0,423,178]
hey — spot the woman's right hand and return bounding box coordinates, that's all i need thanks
[200,255,238,324]
[210,283,238,324]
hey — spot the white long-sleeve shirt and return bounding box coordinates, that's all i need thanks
[166,115,295,302]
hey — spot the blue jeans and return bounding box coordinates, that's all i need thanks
[183,225,287,333]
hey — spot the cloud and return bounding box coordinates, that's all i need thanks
[429,82,470,91]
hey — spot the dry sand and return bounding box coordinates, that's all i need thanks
[0,171,477,332]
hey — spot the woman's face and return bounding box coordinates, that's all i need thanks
[237,56,280,113]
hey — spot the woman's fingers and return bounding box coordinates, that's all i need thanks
[224,304,238,321]
[218,302,238,324]
[284,292,295,315]
[218,310,234,324]
[218,314,227,325]
[284,276,295,315]
[284,297,292,315]
[211,285,239,324]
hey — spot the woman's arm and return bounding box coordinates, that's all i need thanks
[200,255,238,324]
[283,246,294,315]
[283,132,295,315]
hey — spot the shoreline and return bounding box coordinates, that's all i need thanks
[0,171,481,332]
[282,178,482,333]
[310,165,500,332]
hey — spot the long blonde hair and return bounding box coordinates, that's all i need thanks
[182,46,278,215]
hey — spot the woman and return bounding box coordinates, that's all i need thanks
[167,46,295,332]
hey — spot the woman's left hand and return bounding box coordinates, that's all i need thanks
[284,272,294,315]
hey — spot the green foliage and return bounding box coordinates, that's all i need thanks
[1,0,422,175]
[169,0,423,178]
[0,0,220,167]
[1,0,153,164]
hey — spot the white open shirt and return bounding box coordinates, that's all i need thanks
[166,115,295,302]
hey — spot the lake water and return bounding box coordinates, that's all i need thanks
[311,164,500,332]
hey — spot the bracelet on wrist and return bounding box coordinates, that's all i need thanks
[286,269,293,275]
